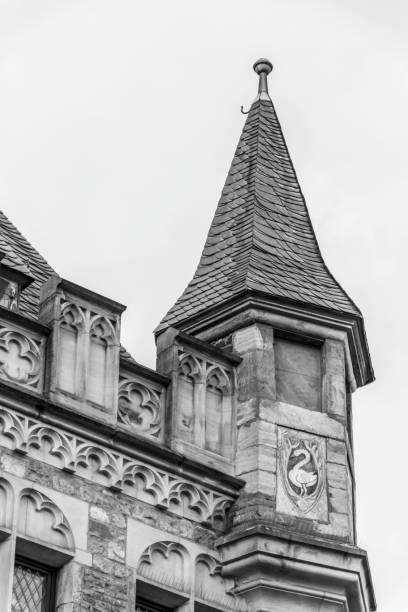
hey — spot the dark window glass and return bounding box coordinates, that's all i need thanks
[12,559,56,612]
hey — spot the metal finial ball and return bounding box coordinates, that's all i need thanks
[253,58,273,75]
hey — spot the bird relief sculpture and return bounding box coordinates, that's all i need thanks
[279,433,325,514]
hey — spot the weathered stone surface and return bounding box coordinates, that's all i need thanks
[327,463,348,491]
[234,324,276,413]
[236,419,278,449]
[328,487,349,514]
[325,373,346,418]
[235,443,277,475]
[323,340,345,376]
[327,440,347,465]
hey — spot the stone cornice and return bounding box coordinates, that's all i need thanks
[173,291,374,389]
[217,523,368,556]
[218,524,376,612]
[40,276,127,316]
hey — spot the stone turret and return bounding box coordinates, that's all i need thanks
[156,59,375,612]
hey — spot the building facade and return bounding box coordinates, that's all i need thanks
[0,59,375,612]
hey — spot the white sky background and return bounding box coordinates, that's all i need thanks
[1,0,407,609]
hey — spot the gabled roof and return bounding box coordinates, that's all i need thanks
[157,59,360,334]
[0,211,55,318]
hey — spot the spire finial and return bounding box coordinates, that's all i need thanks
[253,58,273,97]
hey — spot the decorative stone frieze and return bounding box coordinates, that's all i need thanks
[0,324,44,392]
[0,407,234,527]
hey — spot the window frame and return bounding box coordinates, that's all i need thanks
[13,556,57,612]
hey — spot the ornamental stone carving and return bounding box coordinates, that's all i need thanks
[277,427,327,521]
[138,541,190,592]
[18,489,75,551]
[89,314,116,345]
[0,328,42,390]
[118,378,163,440]
[40,280,123,421]
[0,407,233,527]
[60,301,86,331]
[176,350,234,459]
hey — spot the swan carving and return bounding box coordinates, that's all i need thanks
[288,448,317,497]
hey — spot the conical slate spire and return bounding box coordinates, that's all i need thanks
[157,60,359,334]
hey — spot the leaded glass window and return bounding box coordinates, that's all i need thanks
[11,559,55,612]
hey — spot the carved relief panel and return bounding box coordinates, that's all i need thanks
[277,427,328,521]
[0,323,45,393]
[118,375,165,442]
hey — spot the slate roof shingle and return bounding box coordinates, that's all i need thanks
[157,82,360,333]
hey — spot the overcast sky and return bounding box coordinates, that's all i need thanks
[1,1,407,609]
